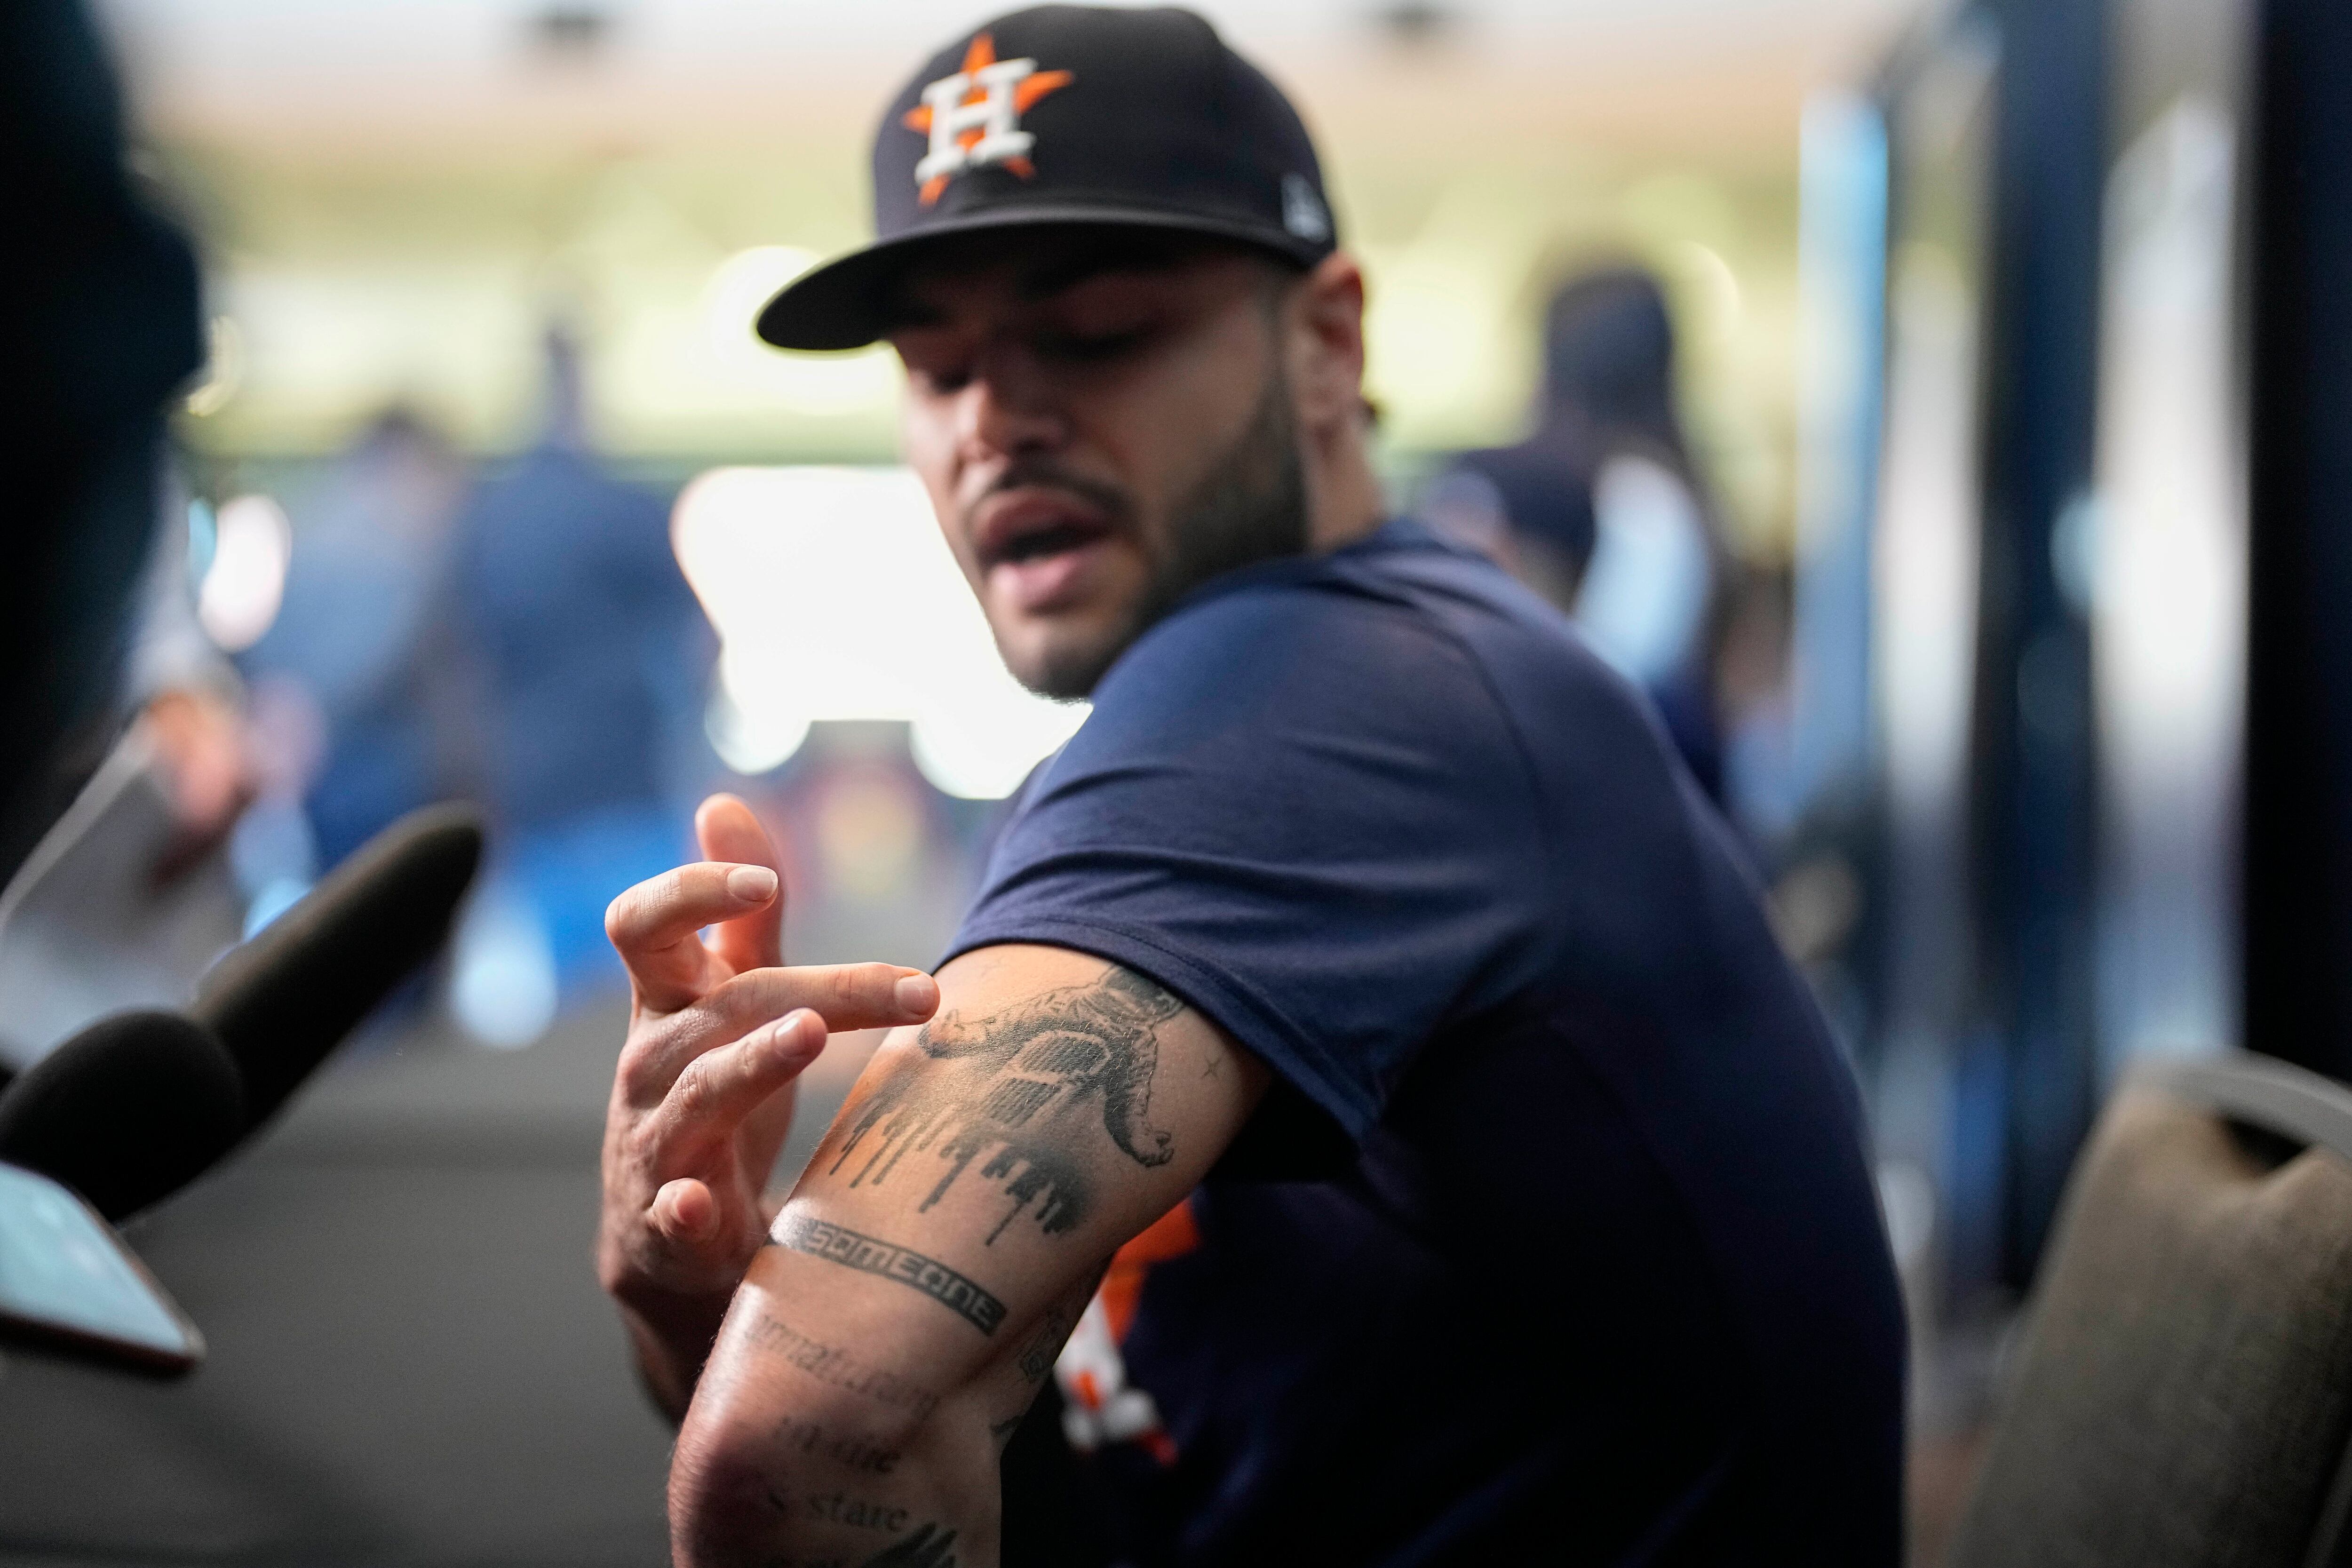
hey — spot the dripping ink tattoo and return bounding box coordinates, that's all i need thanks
[828,966,1182,1242]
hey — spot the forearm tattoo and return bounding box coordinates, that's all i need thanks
[773,1215,1006,1336]
[745,1313,941,1421]
[829,965,1182,1242]
[861,1524,958,1566]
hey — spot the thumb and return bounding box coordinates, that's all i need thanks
[651,1177,720,1245]
[695,793,786,974]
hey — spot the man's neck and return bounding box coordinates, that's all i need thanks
[1304,421,1387,555]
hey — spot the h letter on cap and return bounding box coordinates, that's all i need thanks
[905,33,1074,206]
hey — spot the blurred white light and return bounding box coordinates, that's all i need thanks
[1875,245,1981,819]
[2092,97,2245,1066]
[697,248,902,416]
[672,467,1089,798]
[704,681,813,777]
[1664,239,1745,346]
[198,493,292,652]
[450,881,558,1051]
[704,246,817,360]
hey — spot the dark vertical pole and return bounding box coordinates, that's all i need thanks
[2244,0,2352,1080]
[1973,0,2106,1286]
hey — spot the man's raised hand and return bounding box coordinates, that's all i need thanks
[596,793,938,1418]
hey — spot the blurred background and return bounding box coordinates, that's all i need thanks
[10,0,2352,1560]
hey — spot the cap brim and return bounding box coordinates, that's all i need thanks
[754,205,1318,351]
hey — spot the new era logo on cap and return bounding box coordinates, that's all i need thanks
[755,5,1343,351]
[1281,174,1331,244]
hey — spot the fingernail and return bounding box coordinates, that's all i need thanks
[895,974,939,1014]
[727,865,778,902]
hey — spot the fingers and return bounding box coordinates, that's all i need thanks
[619,963,939,1104]
[605,859,780,1013]
[636,1010,829,1163]
[714,964,938,1035]
[696,794,786,976]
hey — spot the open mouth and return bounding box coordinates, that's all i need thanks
[973,489,1117,571]
[994,519,1108,565]
[972,491,1120,612]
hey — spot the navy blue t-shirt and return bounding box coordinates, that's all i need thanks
[949,520,1904,1566]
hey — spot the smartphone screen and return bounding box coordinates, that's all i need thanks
[0,1160,203,1376]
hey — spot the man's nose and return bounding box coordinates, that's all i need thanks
[955,345,1070,460]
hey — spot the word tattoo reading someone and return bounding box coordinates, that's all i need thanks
[773,1214,1006,1335]
[830,965,1182,1242]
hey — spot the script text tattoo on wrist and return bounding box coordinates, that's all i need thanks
[746,1313,941,1421]
[763,1488,913,1534]
[770,1415,900,1477]
[829,965,1182,1242]
[860,1524,958,1567]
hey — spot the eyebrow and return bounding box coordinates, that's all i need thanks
[882,241,1200,334]
[1013,248,1181,300]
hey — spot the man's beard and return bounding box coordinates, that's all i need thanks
[1023,371,1307,700]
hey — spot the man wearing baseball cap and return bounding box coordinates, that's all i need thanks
[596,7,1905,1564]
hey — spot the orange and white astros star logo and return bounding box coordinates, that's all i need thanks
[904,33,1074,206]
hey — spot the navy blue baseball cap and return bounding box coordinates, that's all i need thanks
[755,5,1340,351]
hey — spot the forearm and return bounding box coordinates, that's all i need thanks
[672,1289,1010,1568]
[667,947,1265,1562]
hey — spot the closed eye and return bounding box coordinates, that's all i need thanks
[1032,325,1155,365]
[911,364,974,395]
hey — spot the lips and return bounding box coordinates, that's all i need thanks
[972,489,1119,614]
[973,490,1112,571]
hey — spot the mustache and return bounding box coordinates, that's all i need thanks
[960,461,1134,533]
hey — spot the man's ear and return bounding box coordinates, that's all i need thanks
[1283,253,1368,438]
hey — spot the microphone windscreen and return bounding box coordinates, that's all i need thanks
[192,802,483,1129]
[0,1009,243,1221]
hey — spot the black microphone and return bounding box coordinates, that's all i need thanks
[0,1009,244,1221]
[191,801,484,1131]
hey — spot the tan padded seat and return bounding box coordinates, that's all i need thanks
[1948,1068,2352,1568]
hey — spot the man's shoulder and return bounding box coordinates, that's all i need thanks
[1084,560,1502,763]
[1108,528,1591,704]
[1087,529,1644,790]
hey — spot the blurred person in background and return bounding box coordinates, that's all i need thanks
[243,407,476,882]
[451,326,714,1023]
[226,406,478,969]
[595,8,1903,1566]
[1417,438,1596,615]
[1426,266,1733,800]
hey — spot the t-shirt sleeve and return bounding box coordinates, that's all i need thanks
[944,578,1553,1139]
